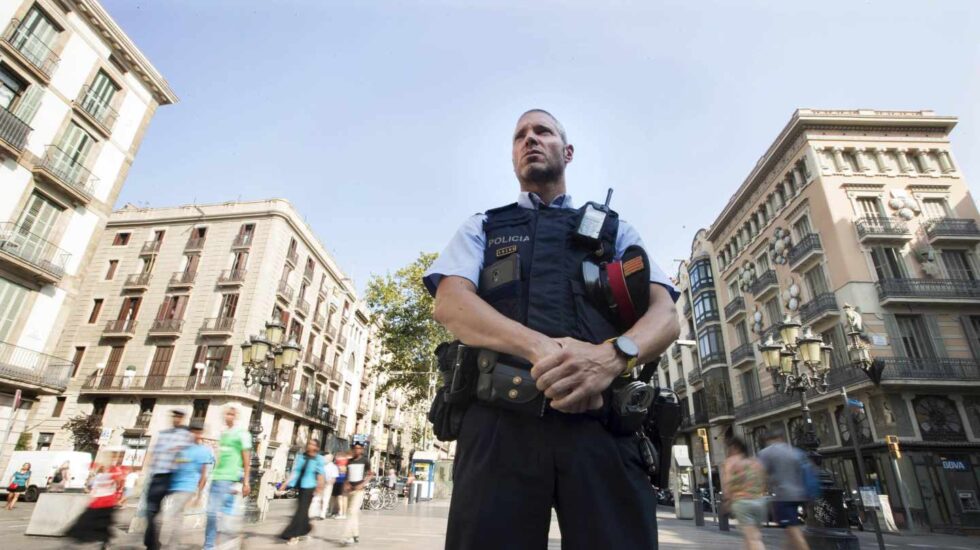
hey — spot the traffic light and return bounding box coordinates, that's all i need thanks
[697,428,709,452]
[886,435,901,459]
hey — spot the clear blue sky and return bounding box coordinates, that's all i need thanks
[106,0,980,291]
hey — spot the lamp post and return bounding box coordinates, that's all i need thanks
[758,315,858,550]
[241,318,302,523]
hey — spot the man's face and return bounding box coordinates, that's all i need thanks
[224,408,237,427]
[512,111,572,186]
[352,446,363,458]
[307,441,319,454]
[172,414,183,428]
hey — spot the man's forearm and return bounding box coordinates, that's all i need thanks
[623,285,681,364]
[433,276,551,363]
[242,451,251,480]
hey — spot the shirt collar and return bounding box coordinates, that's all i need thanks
[517,192,575,210]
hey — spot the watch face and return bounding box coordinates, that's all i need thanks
[616,336,639,358]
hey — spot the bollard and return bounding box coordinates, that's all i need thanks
[694,495,705,526]
[719,508,730,531]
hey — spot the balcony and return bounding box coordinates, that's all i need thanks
[855,216,911,243]
[122,272,151,291]
[231,233,254,249]
[326,412,340,430]
[925,218,980,245]
[0,223,71,285]
[708,402,735,421]
[671,345,682,360]
[200,317,235,337]
[133,411,152,431]
[672,378,687,393]
[286,249,299,266]
[876,278,980,305]
[788,233,822,271]
[325,323,339,341]
[0,340,73,393]
[276,280,294,303]
[0,105,31,157]
[357,402,369,415]
[185,237,206,251]
[168,270,196,288]
[73,85,118,136]
[725,296,745,320]
[303,266,314,282]
[296,300,310,318]
[328,367,343,386]
[217,269,246,286]
[878,357,980,381]
[700,350,726,369]
[1,19,60,82]
[103,319,137,338]
[687,368,702,386]
[338,334,349,350]
[371,410,382,423]
[800,292,839,326]
[730,343,755,367]
[148,319,183,337]
[735,367,868,421]
[33,145,98,206]
[749,270,778,300]
[312,313,325,331]
[140,240,162,255]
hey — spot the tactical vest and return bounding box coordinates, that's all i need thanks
[478,202,621,346]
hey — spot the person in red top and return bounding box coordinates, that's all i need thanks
[66,449,128,548]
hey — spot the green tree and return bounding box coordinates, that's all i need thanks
[62,414,102,454]
[365,252,451,406]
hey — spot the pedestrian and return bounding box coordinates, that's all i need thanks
[722,437,768,550]
[338,442,372,546]
[280,439,325,544]
[143,408,193,550]
[423,109,680,548]
[331,453,349,519]
[65,449,127,549]
[204,405,252,550]
[758,428,810,550]
[164,418,213,550]
[385,469,397,489]
[48,461,71,493]
[5,462,31,509]
[313,453,338,519]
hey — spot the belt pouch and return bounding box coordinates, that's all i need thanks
[475,349,542,415]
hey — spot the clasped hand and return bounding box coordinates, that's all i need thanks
[530,337,624,413]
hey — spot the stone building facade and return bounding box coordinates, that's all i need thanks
[662,109,980,533]
[0,0,174,471]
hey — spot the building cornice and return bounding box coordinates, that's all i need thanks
[66,0,178,105]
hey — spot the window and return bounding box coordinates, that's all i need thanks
[735,321,749,346]
[80,71,119,123]
[36,432,53,451]
[91,398,108,420]
[52,397,65,418]
[727,279,740,301]
[231,250,249,271]
[146,346,174,386]
[764,298,781,328]
[71,346,85,378]
[157,295,188,320]
[271,414,281,440]
[0,279,29,340]
[697,325,725,364]
[58,122,96,174]
[288,238,297,256]
[237,223,255,245]
[181,254,200,276]
[116,296,141,321]
[105,260,118,280]
[88,299,104,323]
[192,399,209,421]
[821,326,849,369]
[218,294,239,319]
[688,260,714,293]
[194,345,231,380]
[289,320,303,343]
[693,291,719,325]
[803,265,830,297]
[895,315,936,360]
[870,247,906,280]
[152,230,165,243]
[14,6,60,60]
[756,253,770,273]
[138,254,156,275]
[739,370,761,402]
[14,193,62,257]
[113,232,131,246]
[857,197,885,218]
[922,198,951,219]
[942,250,977,281]
[0,63,26,110]
[193,227,207,239]
[793,215,813,240]
[343,383,352,407]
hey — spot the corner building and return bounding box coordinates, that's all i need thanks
[29,200,388,481]
[665,109,980,533]
[0,0,174,470]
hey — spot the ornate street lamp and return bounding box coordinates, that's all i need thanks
[757,315,858,549]
[241,318,302,522]
[842,303,886,385]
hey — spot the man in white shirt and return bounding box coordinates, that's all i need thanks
[314,453,339,519]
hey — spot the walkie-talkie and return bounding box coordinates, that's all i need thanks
[574,188,613,255]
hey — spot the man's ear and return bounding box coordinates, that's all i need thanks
[564,144,574,163]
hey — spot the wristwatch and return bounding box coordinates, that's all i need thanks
[609,335,639,377]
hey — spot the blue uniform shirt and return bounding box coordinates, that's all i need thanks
[170,443,214,493]
[288,453,325,490]
[424,192,679,302]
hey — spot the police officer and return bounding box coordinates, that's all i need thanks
[423,109,681,550]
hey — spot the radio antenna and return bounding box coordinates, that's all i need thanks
[604,188,614,208]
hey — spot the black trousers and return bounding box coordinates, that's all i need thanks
[144,473,172,550]
[280,488,315,539]
[446,403,658,550]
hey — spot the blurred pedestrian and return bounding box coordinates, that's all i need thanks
[758,428,809,550]
[331,453,349,519]
[144,409,193,550]
[338,442,373,546]
[4,462,31,509]
[314,453,338,519]
[164,418,213,550]
[385,469,397,489]
[48,461,71,493]
[204,406,251,550]
[722,437,767,550]
[280,439,325,544]
[65,449,127,549]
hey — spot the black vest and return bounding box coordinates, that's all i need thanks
[478,202,620,347]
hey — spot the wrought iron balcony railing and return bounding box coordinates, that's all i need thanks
[749,269,778,296]
[185,237,206,251]
[878,357,980,380]
[286,249,299,266]
[734,367,867,420]
[200,317,235,334]
[0,340,73,392]
[277,280,294,302]
[169,270,196,286]
[687,368,702,385]
[0,222,71,279]
[672,378,687,393]
[800,292,839,324]
[2,18,60,78]
[296,300,310,317]
[730,342,755,365]
[787,233,822,267]
[149,319,184,334]
[925,218,980,240]
[103,318,137,335]
[313,313,325,329]
[232,233,253,248]
[876,278,980,301]
[36,145,98,200]
[0,104,31,152]
[75,85,118,131]
[123,272,151,289]
[724,296,745,318]
[141,240,162,254]
[700,350,727,368]
[217,269,246,284]
[855,216,910,239]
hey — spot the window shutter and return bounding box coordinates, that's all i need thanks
[959,316,980,361]
[12,86,43,124]
[882,314,906,358]
[924,315,948,358]
[220,345,232,369]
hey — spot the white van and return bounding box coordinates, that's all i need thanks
[1,450,92,502]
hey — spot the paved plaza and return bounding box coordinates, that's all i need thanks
[0,499,976,549]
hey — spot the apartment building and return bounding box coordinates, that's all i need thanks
[662,109,980,532]
[28,199,383,479]
[0,0,175,470]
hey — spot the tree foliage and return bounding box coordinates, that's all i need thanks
[365,252,452,406]
[62,414,102,454]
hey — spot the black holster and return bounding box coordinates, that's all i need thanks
[474,349,544,416]
[427,341,477,441]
